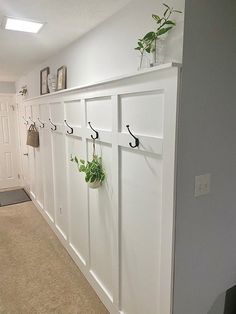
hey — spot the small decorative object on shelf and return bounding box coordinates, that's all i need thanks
[135,3,182,69]
[19,85,28,96]
[56,65,67,91]
[70,139,105,189]
[40,67,50,95]
[47,74,57,93]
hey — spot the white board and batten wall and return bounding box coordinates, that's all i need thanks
[21,63,181,314]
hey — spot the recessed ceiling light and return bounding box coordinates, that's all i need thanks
[5,17,44,33]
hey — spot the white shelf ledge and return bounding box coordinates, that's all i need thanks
[24,62,181,102]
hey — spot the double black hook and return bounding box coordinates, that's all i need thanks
[88,122,99,140]
[64,120,73,135]
[49,118,57,131]
[38,118,45,128]
[126,125,139,148]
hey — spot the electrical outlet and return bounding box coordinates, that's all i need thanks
[194,174,211,197]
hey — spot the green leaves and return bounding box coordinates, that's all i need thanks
[173,9,182,13]
[164,8,169,17]
[152,14,161,23]
[135,3,182,56]
[164,20,176,26]
[70,154,105,185]
[156,26,173,37]
[143,31,156,41]
[163,3,170,9]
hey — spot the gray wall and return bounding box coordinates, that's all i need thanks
[0,82,15,94]
[15,0,184,98]
[174,1,236,313]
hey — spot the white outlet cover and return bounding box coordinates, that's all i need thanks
[195,173,211,197]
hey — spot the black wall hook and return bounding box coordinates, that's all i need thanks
[29,116,35,125]
[126,125,139,148]
[64,120,73,135]
[22,116,28,125]
[49,118,57,131]
[88,122,99,140]
[38,118,45,128]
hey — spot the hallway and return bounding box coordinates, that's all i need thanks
[0,201,108,314]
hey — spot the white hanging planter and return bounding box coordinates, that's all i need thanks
[88,180,102,189]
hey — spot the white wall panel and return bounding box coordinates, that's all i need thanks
[22,65,180,314]
[120,149,162,314]
[50,102,64,123]
[88,141,113,300]
[32,105,44,207]
[40,105,55,221]
[65,100,83,127]
[120,90,164,137]
[86,97,112,131]
[67,136,88,264]
[26,105,36,197]
[52,132,68,239]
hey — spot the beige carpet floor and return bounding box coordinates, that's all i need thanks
[0,201,108,314]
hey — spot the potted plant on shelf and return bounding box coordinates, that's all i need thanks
[70,154,105,189]
[135,3,182,68]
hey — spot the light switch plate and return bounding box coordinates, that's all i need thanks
[194,173,211,197]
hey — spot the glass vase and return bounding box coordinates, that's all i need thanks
[138,52,151,70]
[153,37,166,66]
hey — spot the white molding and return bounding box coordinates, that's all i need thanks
[24,63,181,103]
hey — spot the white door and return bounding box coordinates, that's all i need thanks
[0,94,19,189]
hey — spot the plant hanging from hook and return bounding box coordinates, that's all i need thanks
[70,139,105,189]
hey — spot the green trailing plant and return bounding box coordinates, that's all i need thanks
[19,85,28,96]
[70,154,105,184]
[135,3,182,67]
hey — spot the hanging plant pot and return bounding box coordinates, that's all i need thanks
[88,180,102,189]
[70,139,105,189]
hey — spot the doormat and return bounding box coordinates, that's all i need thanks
[0,189,31,207]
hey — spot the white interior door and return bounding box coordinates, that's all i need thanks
[0,94,19,190]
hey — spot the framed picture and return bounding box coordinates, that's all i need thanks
[56,66,67,91]
[40,67,50,95]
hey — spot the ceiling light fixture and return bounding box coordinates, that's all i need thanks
[5,17,44,33]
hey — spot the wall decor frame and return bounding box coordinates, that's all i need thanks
[40,67,50,95]
[56,66,67,91]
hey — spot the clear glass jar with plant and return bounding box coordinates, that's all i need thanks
[70,141,105,189]
[135,3,182,68]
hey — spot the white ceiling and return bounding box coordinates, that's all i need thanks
[0,0,130,82]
